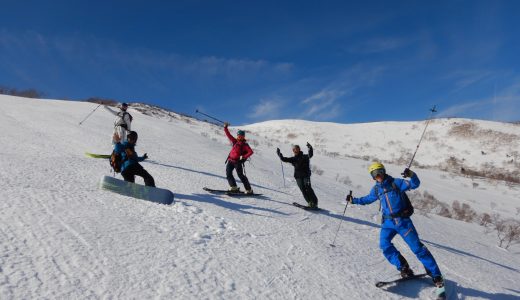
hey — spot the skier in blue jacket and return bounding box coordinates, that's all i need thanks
[113,131,155,187]
[347,162,444,288]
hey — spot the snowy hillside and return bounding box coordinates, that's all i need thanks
[243,119,520,184]
[1,95,519,299]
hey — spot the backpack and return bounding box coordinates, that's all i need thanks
[375,179,414,218]
[110,150,123,173]
[117,112,133,130]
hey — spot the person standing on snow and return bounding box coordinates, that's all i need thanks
[277,143,319,209]
[223,122,254,194]
[105,103,133,146]
[113,131,155,187]
[346,162,444,288]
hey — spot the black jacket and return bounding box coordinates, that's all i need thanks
[279,146,313,178]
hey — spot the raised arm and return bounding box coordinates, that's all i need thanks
[307,142,313,158]
[397,170,420,191]
[224,125,237,144]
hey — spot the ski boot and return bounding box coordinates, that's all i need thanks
[245,189,254,195]
[433,275,444,288]
[228,186,240,193]
[400,263,414,279]
[308,202,319,210]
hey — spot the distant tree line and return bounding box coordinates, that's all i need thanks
[0,85,45,98]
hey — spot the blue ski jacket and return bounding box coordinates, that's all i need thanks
[352,174,420,221]
[114,141,145,172]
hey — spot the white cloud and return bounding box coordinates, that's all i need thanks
[248,99,283,119]
[438,78,520,121]
[300,89,344,119]
[0,30,294,80]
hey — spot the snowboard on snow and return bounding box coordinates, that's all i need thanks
[375,273,446,300]
[292,202,321,211]
[85,152,111,159]
[100,176,174,205]
[203,187,262,196]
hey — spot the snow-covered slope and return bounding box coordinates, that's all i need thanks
[1,95,519,299]
[243,119,520,182]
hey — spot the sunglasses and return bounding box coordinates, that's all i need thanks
[371,169,385,179]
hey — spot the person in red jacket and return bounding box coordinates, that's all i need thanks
[224,122,254,194]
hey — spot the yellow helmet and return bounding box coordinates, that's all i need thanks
[368,162,385,173]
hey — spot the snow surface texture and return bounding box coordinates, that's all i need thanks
[0,95,519,299]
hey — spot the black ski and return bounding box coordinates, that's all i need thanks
[203,187,262,196]
[292,202,321,211]
[375,273,428,288]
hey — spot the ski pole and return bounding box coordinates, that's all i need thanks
[195,109,225,125]
[79,103,102,125]
[280,160,286,187]
[405,105,437,170]
[330,190,352,247]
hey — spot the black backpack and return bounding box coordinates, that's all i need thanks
[375,179,414,218]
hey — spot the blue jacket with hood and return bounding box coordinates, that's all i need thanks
[114,141,145,172]
[352,173,420,221]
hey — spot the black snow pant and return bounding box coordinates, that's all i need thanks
[296,177,318,207]
[122,163,156,187]
[226,160,251,190]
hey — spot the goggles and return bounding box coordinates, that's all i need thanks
[371,168,385,179]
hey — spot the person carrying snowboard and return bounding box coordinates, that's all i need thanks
[105,102,133,146]
[113,131,155,187]
[223,122,254,194]
[277,143,319,209]
[346,162,444,288]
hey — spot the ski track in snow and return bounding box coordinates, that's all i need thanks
[0,95,519,299]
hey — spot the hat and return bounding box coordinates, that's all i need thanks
[121,103,128,108]
[127,131,138,140]
[237,130,245,136]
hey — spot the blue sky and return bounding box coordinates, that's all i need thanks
[1,0,519,124]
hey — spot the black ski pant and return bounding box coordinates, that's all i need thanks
[295,177,318,207]
[122,163,156,187]
[226,161,251,190]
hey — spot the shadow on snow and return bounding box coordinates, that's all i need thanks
[174,192,290,217]
[423,240,520,274]
[146,160,290,195]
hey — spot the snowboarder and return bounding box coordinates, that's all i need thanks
[277,143,319,209]
[223,122,254,194]
[113,131,155,187]
[105,103,133,146]
[346,162,444,288]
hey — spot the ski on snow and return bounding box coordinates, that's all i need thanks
[85,152,111,159]
[292,202,321,211]
[375,273,446,300]
[375,273,428,288]
[203,187,262,196]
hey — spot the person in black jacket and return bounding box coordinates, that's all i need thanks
[277,143,319,209]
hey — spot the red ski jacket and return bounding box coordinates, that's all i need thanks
[224,127,254,162]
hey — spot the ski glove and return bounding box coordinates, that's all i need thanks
[224,122,230,128]
[143,153,148,160]
[276,148,281,156]
[346,194,353,204]
[402,168,414,178]
[306,142,311,148]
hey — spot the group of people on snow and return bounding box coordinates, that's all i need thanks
[102,102,444,290]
